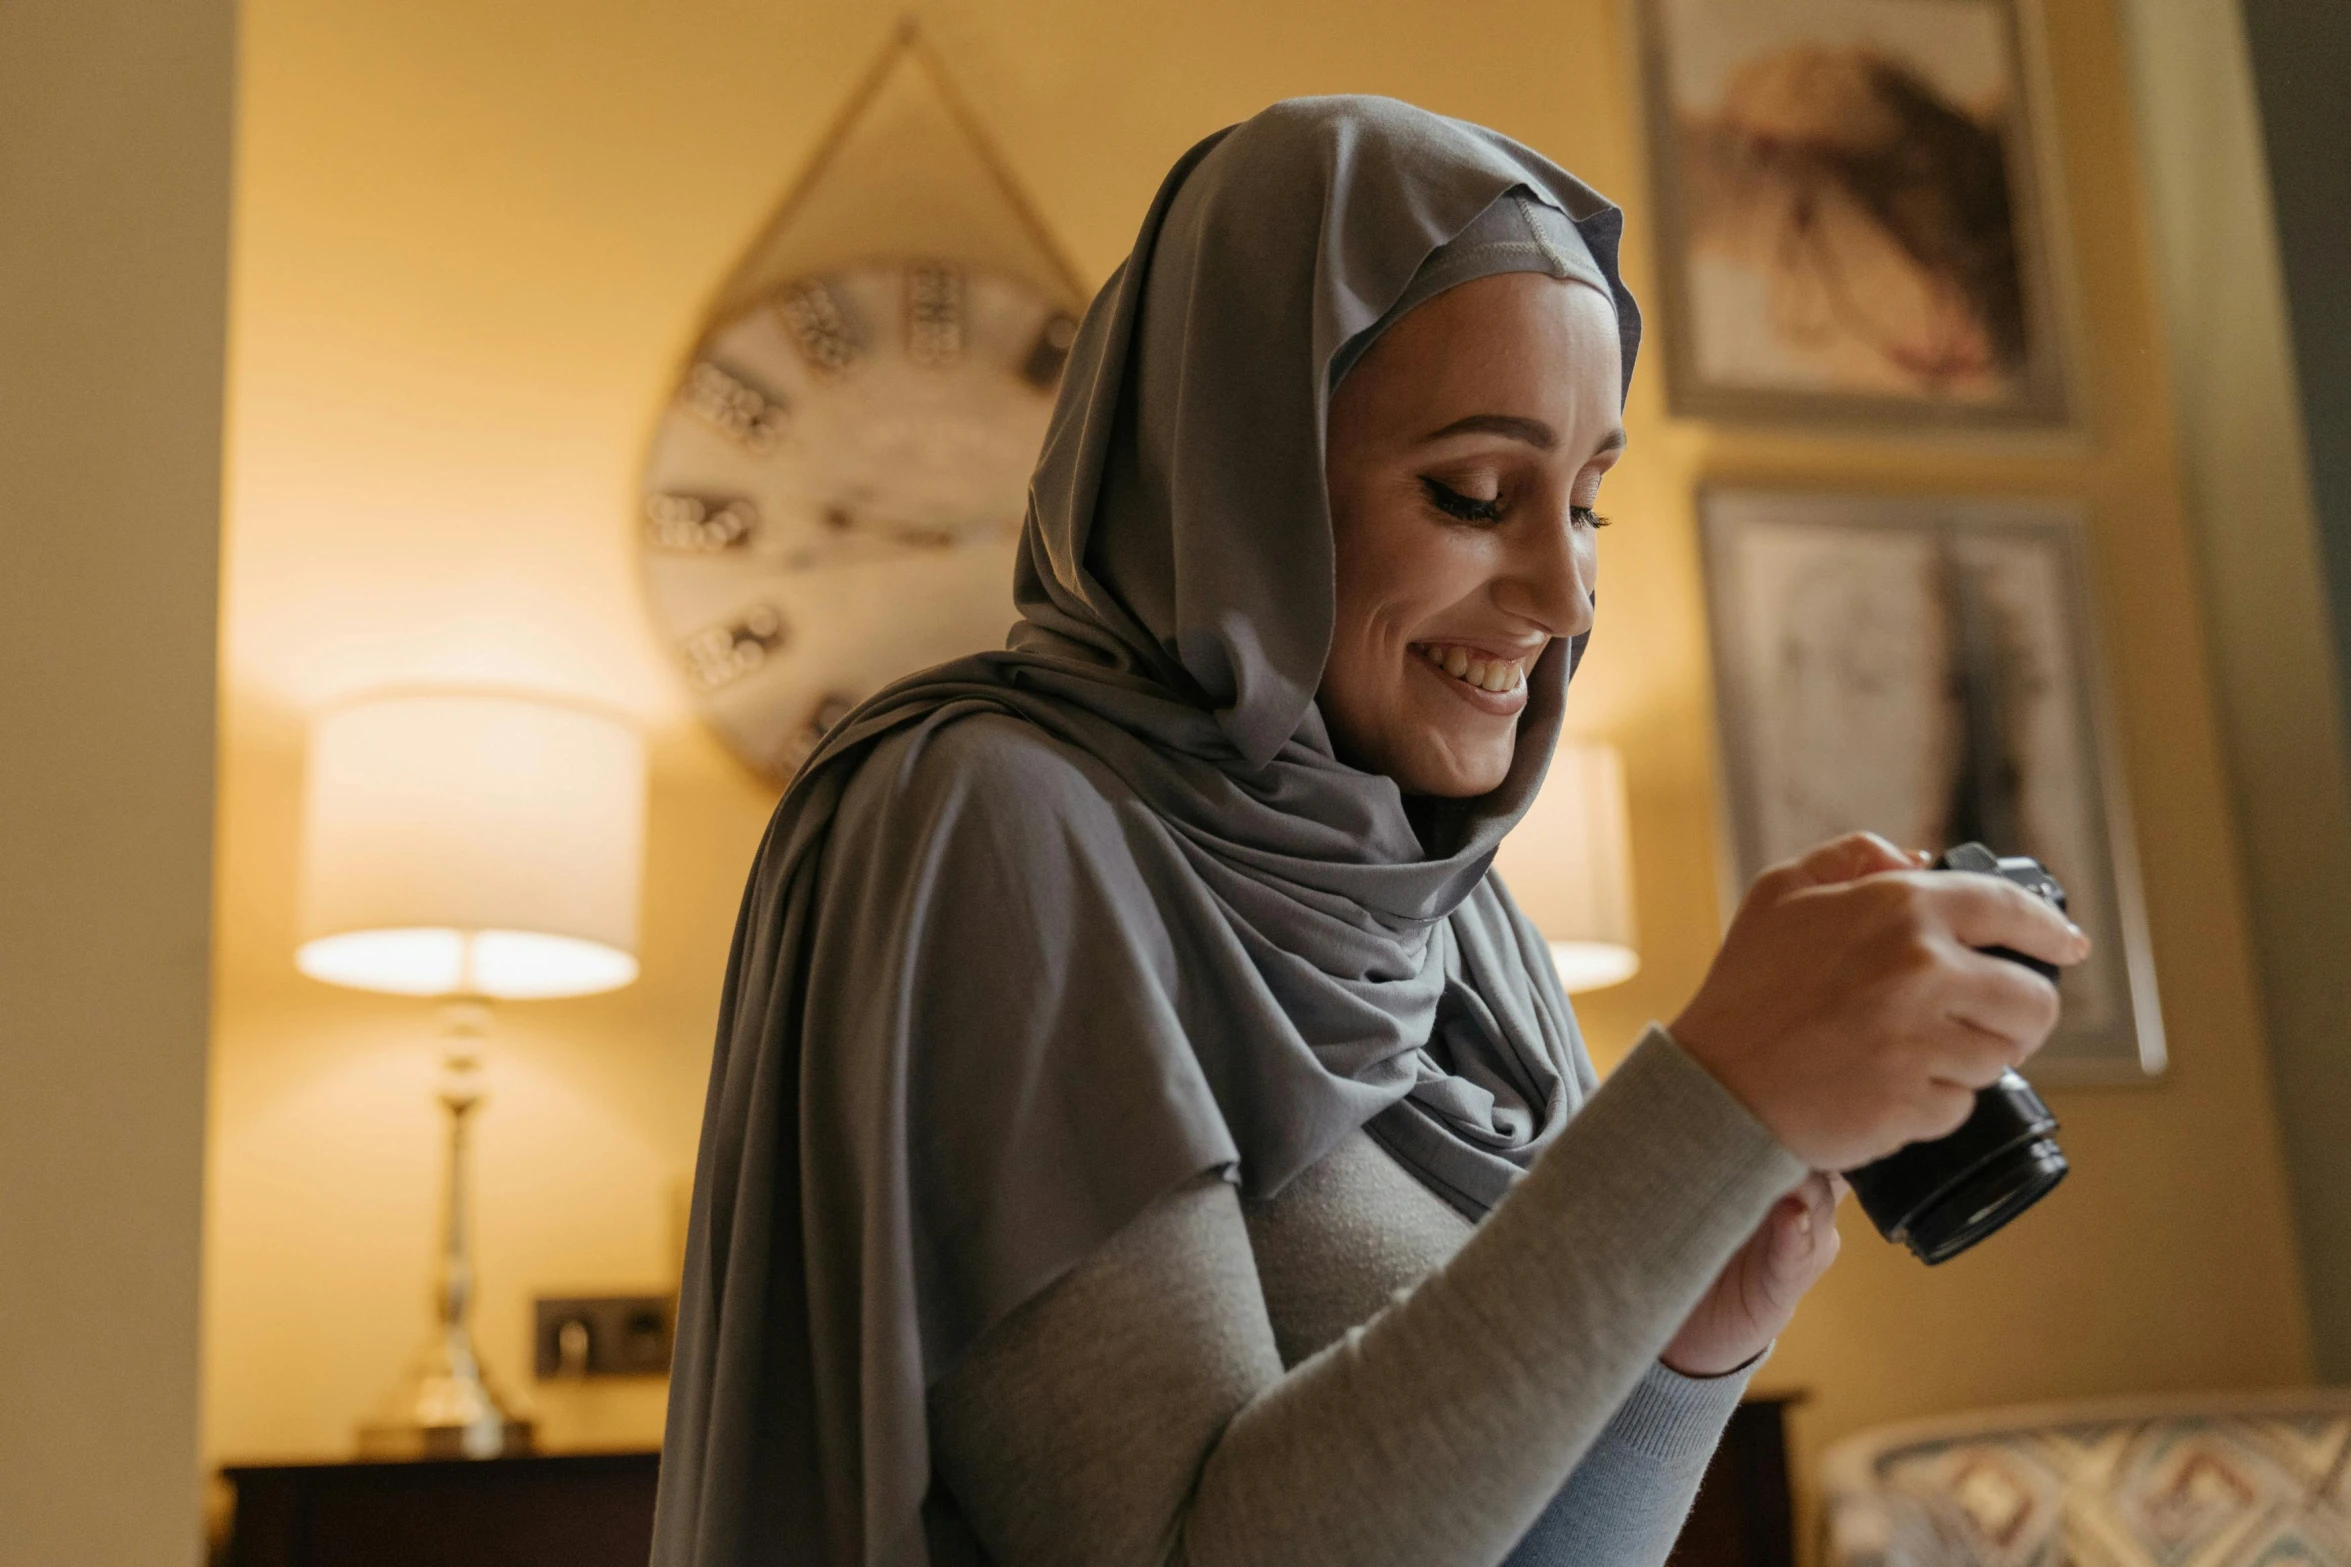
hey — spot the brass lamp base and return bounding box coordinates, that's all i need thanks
[357,1415,535,1462]
[357,1001,534,1462]
[355,1325,535,1460]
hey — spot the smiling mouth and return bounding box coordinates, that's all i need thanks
[1410,642,1529,695]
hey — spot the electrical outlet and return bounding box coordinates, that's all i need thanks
[533,1295,675,1380]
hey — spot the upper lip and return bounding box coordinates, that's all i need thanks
[1410,638,1547,663]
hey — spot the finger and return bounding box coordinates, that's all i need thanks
[1776,1179,1841,1279]
[1918,1010,2032,1089]
[1798,1171,1840,1225]
[1780,831,1917,891]
[1938,952,2063,1064]
[1894,971,2036,1077]
[1934,1034,2026,1089]
[1922,873,2090,969]
[1783,1178,1831,1249]
[1768,1195,1816,1272]
[1806,1210,1842,1278]
[1913,1081,1978,1142]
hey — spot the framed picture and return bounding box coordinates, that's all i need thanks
[1636,0,2073,428]
[1700,489,2163,1082]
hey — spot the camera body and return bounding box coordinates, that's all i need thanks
[1845,843,2070,1264]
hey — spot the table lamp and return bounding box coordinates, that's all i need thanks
[1493,742,1640,992]
[295,691,647,1458]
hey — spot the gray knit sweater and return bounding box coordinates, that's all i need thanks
[927,1026,1808,1566]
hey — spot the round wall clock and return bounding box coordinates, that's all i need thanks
[638,259,1076,782]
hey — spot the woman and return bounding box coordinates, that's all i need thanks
[654,96,2084,1567]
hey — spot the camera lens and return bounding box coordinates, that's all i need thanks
[1848,1071,2067,1264]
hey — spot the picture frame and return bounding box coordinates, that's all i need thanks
[1699,488,2164,1082]
[1635,0,2074,429]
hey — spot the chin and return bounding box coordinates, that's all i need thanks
[1395,731,1516,798]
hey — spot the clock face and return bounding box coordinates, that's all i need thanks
[638,259,1076,781]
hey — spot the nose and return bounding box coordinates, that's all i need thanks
[1495,497,1595,641]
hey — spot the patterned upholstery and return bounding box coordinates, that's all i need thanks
[1820,1391,2351,1567]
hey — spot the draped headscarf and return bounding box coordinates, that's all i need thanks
[654,94,1643,1567]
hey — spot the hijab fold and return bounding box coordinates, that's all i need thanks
[653,95,1643,1567]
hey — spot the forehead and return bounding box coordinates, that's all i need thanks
[1336,273,1623,433]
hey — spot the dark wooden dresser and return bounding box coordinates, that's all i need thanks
[221,1396,1796,1566]
[219,1451,659,1567]
[1669,1395,1800,1567]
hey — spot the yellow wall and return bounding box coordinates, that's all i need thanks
[3,1,234,1561]
[2119,0,2351,1382]
[209,0,2314,1522]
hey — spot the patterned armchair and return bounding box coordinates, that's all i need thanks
[1820,1390,2351,1567]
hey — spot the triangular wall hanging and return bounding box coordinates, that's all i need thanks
[704,19,1087,322]
[636,20,1087,784]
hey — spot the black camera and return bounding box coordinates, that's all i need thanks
[1846,843,2070,1265]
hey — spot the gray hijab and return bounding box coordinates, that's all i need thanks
[654,95,1642,1567]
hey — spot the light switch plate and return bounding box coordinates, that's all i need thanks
[533,1295,675,1379]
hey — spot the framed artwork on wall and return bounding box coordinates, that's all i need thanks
[1635,0,2073,429]
[1699,489,2163,1082]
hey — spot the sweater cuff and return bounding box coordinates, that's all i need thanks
[1606,1347,1770,1464]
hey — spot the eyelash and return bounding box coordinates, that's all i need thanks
[1419,477,1610,529]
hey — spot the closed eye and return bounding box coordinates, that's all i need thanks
[1421,476,1503,524]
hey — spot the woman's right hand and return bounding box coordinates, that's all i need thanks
[1670,832,2091,1172]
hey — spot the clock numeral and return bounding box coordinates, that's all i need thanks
[780,279,862,373]
[1020,313,1079,389]
[819,501,960,552]
[645,493,758,553]
[681,603,788,691]
[683,362,787,453]
[905,263,966,368]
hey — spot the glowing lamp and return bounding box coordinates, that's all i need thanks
[297,693,644,999]
[1495,743,1640,993]
[294,691,646,1459]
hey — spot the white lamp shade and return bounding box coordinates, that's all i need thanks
[296,693,647,999]
[1493,743,1639,993]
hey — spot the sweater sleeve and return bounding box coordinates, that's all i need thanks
[928,1026,1807,1567]
[1501,1355,1762,1567]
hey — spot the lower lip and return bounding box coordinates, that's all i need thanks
[1413,656,1529,716]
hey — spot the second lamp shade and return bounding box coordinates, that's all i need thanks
[1492,743,1639,993]
[295,692,647,999]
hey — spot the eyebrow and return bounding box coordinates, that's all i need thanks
[1418,415,1629,459]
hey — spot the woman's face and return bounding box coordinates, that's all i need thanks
[1321,272,1625,797]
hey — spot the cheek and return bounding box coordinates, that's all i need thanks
[1332,499,1489,646]
[1324,556,1404,723]
[1325,495,1436,743]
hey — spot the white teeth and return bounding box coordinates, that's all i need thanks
[1415,644,1525,694]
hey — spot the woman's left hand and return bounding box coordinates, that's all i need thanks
[1660,1173,1846,1377]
